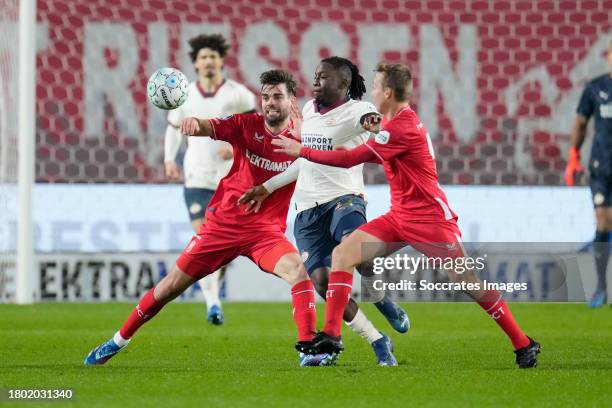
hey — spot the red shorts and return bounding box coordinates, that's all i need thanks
[358,212,466,259]
[176,222,298,279]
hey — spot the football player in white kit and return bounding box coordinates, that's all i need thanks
[164,34,256,325]
[240,57,409,365]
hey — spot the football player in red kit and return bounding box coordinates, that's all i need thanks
[84,70,332,367]
[271,63,541,369]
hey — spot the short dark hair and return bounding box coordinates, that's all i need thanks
[375,62,413,101]
[259,69,297,96]
[320,56,366,100]
[188,34,230,62]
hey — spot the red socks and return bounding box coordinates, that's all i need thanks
[119,287,166,339]
[477,290,530,350]
[323,271,353,337]
[291,280,316,342]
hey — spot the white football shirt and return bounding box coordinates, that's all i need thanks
[166,79,255,189]
[294,99,378,212]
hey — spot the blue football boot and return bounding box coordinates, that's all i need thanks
[588,289,607,308]
[374,296,410,333]
[207,305,224,325]
[371,332,398,366]
[84,337,127,365]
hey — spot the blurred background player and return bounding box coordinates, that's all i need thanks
[240,57,409,366]
[85,70,334,367]
[164,34,256,323]
[273,62,541,369]
[565,40,612,308]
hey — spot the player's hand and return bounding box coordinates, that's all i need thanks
[164,161,180,180]
[218,145,233,160]
[564,147,583,187]
[289,99,303,141]
[272,135,303,157]
[181,117,200,135]
[362,113,383,133]
[237,185,271,214]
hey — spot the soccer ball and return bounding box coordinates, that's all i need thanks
[147,67,189,110]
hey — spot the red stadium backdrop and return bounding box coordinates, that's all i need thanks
[32,0,611,184]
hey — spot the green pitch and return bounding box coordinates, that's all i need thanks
[1,303,611,407]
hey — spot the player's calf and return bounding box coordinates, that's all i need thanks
[84,265,197,365]
[274,253,318,345]
[445,265,538,366]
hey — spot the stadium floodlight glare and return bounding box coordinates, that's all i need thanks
[16,0,36,304]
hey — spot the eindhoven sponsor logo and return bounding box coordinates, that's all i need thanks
[245,149,292,172]
[301,133,333,150]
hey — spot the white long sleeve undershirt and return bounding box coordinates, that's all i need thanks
[164,124,182,163]
[262,158,302,192]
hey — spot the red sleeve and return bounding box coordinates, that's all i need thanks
[367,126,411,160]
[208,114,243,144]
[299,143,382,168]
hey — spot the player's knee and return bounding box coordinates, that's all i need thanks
[447,267,477,284]
[284,262,309,286]
[447,269,466,284]
[331,244,355,270]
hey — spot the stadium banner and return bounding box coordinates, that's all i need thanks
[360,243,606,302]
[0,252,291,303]
[0,245,605,303]
[0,184,597,253]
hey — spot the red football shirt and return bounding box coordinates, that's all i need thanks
[300,107,457,222]
[206,113,297,231]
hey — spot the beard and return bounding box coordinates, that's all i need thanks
[265,111,288,127]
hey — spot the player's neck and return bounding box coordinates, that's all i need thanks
[265,119,291,135]
[385,102,410,121]
[316,96,349,114]
[199,74,224,92]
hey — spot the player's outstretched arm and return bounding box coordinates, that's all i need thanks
[180,117,214,137]
[272,135,378,168]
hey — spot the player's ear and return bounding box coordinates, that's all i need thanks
[384,87,393,100]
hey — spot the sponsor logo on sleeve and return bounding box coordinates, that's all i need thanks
[375,130,390,144]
